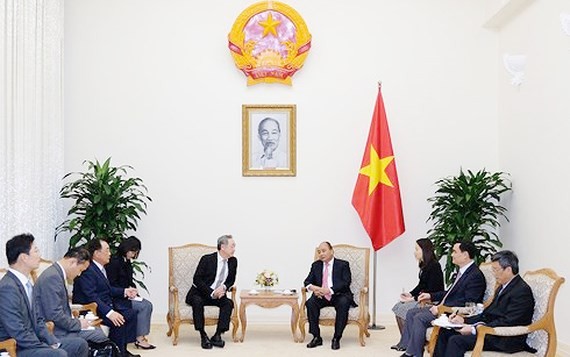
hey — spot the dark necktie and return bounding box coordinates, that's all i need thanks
[441,271,463,305]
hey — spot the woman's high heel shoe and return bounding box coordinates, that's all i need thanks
[134,341,156,350]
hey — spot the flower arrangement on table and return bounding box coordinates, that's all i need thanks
[255,269,279,289]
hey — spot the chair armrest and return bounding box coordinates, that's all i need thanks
[0,338,17,356]
[472,324,532,355]
[168,285,180,319]
[433,304,466,316]
[299,287,308,318]
[71,302,98,318]
[228,285,237,301]
[357,287,369,319]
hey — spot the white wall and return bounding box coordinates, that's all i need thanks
[63,0,499,325]
[496,0,570,350]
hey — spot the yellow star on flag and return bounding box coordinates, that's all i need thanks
[258,12,280,37]
[359,145,395,195]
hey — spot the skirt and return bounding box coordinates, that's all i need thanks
[391,300,419,320]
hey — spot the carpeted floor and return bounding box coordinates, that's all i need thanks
[131,323,403,356]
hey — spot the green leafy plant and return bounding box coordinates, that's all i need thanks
[56,158,152,289]
[427,169,511,284]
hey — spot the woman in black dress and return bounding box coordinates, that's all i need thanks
[106,236,156,350]
[391,238,444,336]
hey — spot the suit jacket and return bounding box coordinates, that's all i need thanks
[303,258,357,307]
[0,271,58,350]
[73,262,128,316]
[106,255,134,289]
[430,262,486,307]
[466,274,535,353]
[185,252,238,302]
[34,263,81,338]
[409,260,445,298]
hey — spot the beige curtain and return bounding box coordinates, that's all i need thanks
[0,0,64,264]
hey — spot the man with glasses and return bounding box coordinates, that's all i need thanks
[433,250,535,356]
[185,235,237,349]
[395,240,486,357]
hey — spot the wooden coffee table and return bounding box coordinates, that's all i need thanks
[238,290,301,342]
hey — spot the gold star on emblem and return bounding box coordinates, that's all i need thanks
[258,12,280,37]
[359,145,394,195]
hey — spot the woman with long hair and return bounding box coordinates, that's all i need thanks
[391,238,444,344]
[106,236,156,350]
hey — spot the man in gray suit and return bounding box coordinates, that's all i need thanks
[34,247,109,344]
[0,233,88,357]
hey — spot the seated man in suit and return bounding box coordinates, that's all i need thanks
[433,250,535,357]
[396,240,486,357]
[34,247,109,344]
[185,235,237,349]
[0,233,88,357]
[72,239,140,357]
[303,241,356,350]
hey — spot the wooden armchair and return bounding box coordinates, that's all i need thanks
[166,243,239,345]
[463,268,565,357]
[299,244,370,346]
[427,262,497,354]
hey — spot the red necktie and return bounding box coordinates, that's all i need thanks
[322,263,331,301]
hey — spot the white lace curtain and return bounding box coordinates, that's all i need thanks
[0,0,64,265]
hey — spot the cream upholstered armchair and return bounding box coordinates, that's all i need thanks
[463,268,565,357]
[166,243,239,345]
[299,244,370,346]
[427,262,497,354]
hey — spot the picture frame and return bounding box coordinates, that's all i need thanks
[242,104,296,177]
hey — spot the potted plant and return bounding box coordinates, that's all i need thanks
[426,169,511,284]
[56,158,152,288]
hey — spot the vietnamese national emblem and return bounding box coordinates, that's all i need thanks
[228,1,312,86]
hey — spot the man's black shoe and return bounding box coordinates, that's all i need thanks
[391,343,406,351]
[200,335,213,349]
[331,337,340,350]
[210,334,225,348]
[306,336,323,348]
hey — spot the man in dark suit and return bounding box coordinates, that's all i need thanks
[303,241,356,350]
[185,235,237,349]
[72,239,140,357]
[433,250,535,357]
[0,233,88,357]
[34,247,108,344]
[396,240,486,357]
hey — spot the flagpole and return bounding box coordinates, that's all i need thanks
[369,250,385,330]
[369,80,385,331]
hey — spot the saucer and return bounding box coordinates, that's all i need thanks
[248,290,259,295]
[282,290,293,295]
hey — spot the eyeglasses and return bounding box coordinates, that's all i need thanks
[491,266,505,273]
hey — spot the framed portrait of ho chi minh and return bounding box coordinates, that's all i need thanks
[242,104,296,177]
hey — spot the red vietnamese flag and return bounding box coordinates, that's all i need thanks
[352,87,405,251]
